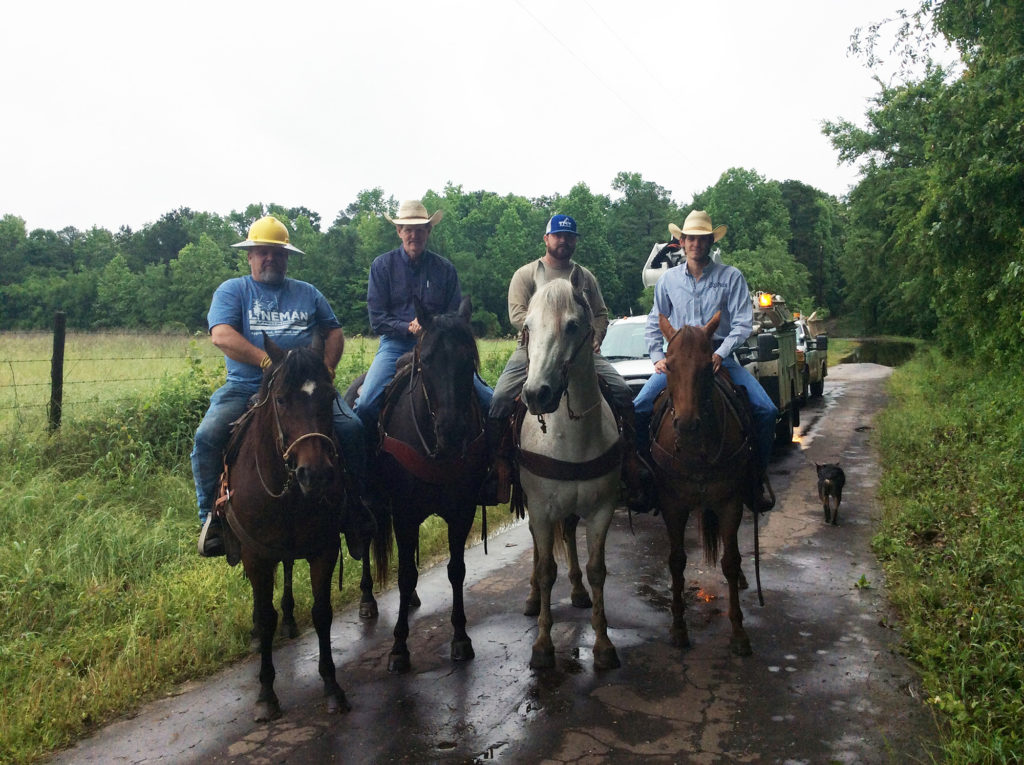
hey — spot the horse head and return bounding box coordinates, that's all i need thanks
[262,334,339,497]
[659,311,720,446]
[412,296,480,457]
[522,276,594,415]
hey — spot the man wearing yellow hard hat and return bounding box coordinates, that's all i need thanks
[191,215,372,557]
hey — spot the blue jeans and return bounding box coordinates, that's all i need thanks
[633,356,778,469]
[355,334,493,431]
[190,380,365,524]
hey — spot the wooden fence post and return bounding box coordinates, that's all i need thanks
[48,311,66,432]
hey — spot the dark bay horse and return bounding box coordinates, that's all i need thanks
[220,336,349,721]
[372,296,488,673]
[651,311,755,656]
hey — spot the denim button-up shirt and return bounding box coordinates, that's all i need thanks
[367,247,461,338]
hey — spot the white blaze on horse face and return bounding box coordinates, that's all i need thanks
[301,380,317,396]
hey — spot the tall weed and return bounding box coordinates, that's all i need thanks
[874,348,1024,763]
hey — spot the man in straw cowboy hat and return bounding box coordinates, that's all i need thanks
[482,214,656,513]
[193,215,373,557]
[354,199,493,432]
[633,209,778,512]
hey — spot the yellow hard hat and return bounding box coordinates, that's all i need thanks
[231,215,304,254]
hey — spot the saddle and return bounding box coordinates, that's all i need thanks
[508,385,626,520]
[650,370,756,474]
[375,354,487,485]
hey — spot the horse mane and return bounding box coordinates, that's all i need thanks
[528,278,594,328]
[422,310,480,371]
[262,345,330,394]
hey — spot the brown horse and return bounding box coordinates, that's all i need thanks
[220,336,349,721]
[372,296,488,673]
[651,311,754,656]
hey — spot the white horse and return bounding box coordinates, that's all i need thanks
[518,276,622,670]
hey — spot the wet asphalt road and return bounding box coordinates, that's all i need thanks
[52,363,943,764]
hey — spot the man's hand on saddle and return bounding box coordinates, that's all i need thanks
[654,358,668,375]
[712,353,723,374]
[409,318,422,336]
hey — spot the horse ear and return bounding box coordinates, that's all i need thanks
[704,311,721,337]
[263,332,285,365]
[658,313,676,341]
[458,296,472,322]
[569,265,583,292]
[414,296,433,331]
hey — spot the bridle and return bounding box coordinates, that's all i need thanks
[252,354,338,498]
[405,341,483,459]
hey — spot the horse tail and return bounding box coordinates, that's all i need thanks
[371,503,393,588]
[698,506,721,565]
[552,519,569,563]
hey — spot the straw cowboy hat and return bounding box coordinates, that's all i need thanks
[668,210,727,242]
[384,200,444,227]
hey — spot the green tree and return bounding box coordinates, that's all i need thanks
[168,234,235,330]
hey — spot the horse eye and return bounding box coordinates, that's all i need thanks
[566,320,579,333]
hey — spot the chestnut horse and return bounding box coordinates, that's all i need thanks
[651,312,755,656]
[372,296,488,673]
[517,277,622,670]
[220,336,349,721]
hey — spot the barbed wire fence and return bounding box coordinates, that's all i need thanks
[1,311,222,433]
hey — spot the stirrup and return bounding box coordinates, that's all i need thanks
[198,515,225,557]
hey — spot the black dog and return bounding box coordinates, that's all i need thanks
[816,463,846,525]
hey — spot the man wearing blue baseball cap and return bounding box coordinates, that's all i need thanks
[482,215,655,512]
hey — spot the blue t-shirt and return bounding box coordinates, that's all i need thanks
[207,276,341,385]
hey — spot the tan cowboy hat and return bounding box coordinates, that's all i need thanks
[668,210,727,242]
[384,199,444,227]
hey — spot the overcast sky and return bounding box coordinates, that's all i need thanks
[1,1,938,233]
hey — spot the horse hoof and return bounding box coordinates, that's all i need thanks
[281,620,299,639]
[738,571,749,590]
[254,700,281,723]
[325,692,351,715]
[670,629,692,649]
[359,600,378,620]
[451,639,475,662]
[730,636,753,657]
[388,651,411,674]
[571,592,593,609]
[529,649,555,670]
[594,646,621,670]
[523,598,540,617]
[410,590,421,609]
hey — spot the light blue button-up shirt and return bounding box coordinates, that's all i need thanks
[645,261,753,363]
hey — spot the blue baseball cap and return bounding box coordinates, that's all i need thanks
[545,214,578,236]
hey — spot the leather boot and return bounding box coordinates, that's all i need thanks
[618,407,657,514]
[479,416,512,505]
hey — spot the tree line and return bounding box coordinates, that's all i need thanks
[0,170,843,337]
[824,0,1024,362]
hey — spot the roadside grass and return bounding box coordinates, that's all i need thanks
[874,348,1024,764]
[0,332,517,764]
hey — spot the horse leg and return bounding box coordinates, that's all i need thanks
[663,507,691,649]
[280,558,299,638]
[529,519,557,669]
[585,509,620,670]
[388,520,419,673]
[309,548,350,713]
[446,510,475,662]
[358,552,378,620]
[523,522,541,617]
[720,502,751,656]
[564,514,592,609]
[246,560,281,722]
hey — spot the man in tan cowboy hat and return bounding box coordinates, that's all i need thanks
[354,200,492,432]
[192,215,374,557]
[632,209,779,512]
